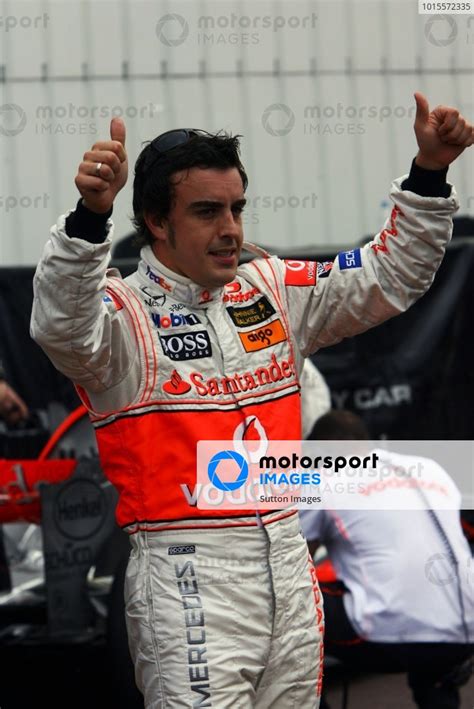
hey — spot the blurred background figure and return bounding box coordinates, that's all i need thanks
[301,358,332,438]
[302,410,473,709]
[0,359,29,425]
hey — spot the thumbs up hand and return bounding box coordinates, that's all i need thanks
[75,118,128,213]
[413,92,473,170]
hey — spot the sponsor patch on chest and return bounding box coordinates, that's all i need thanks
[238,319,287,352]
[159,331,212,361]
[226,296,276,327]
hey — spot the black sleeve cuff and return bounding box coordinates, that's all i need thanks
[65,199,112,244]
[401,158,451,198]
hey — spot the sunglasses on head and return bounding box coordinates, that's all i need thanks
[141,128,213,173]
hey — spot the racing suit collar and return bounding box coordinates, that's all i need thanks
[137,245,223,308]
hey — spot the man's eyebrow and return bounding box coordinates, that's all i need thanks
[188,198,247,210]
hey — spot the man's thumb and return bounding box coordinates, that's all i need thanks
[414,92,430,126]
[110,117,126,146]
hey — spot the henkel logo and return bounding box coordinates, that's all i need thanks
[145,265,172,292]
[159,331,212,361]
[151,312,200,328]
[284,260,317,286]
[162,370,191,395]
[53,479,107,541]
[223,286,260,303]
[238,319,287,352]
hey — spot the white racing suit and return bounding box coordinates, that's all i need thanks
[31,177,458,707]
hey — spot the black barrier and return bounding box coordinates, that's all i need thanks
[310,239,474,439]
[0,242,473,440]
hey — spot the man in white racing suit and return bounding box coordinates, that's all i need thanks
[31,93,472,708]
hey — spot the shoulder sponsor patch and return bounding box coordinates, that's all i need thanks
[284,260,317,286]
[338,248,362,270]
[227,296,276,328]
[238,319,287,352]
[159,331,212,361]
[317,261,333,279]
[103,293,123,310]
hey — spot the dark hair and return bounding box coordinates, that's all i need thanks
[308,410,371,441]
[132,131,248,247]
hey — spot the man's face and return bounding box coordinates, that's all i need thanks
[147,167,246,289]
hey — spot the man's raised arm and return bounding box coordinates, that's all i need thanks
[30,119,136,400]
[282,93,473,357]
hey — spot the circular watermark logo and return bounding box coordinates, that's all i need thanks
[0,103,27,136]
[424,15,457,47]
[425,552,457,586]
[208,450,249,491]
[53,478,107,541]
[262,103,295,137]
[156,13,189,46]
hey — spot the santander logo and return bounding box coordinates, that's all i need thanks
[162,370,191,395]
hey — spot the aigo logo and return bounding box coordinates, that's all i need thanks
[238,319,286,352]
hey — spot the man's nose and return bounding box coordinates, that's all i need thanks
[217,208,242,237]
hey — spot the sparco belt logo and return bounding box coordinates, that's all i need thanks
[53,479,107,541]
[159,331,212,361]
[168,544,196,555]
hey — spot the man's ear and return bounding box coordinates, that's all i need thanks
[144,213,167,242]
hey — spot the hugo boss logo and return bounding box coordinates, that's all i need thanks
[159,331,212,361]
[53,478,107,541]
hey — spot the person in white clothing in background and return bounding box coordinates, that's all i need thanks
[302,410,473,709]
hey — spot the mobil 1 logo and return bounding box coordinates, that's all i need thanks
[159,331,212,361]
